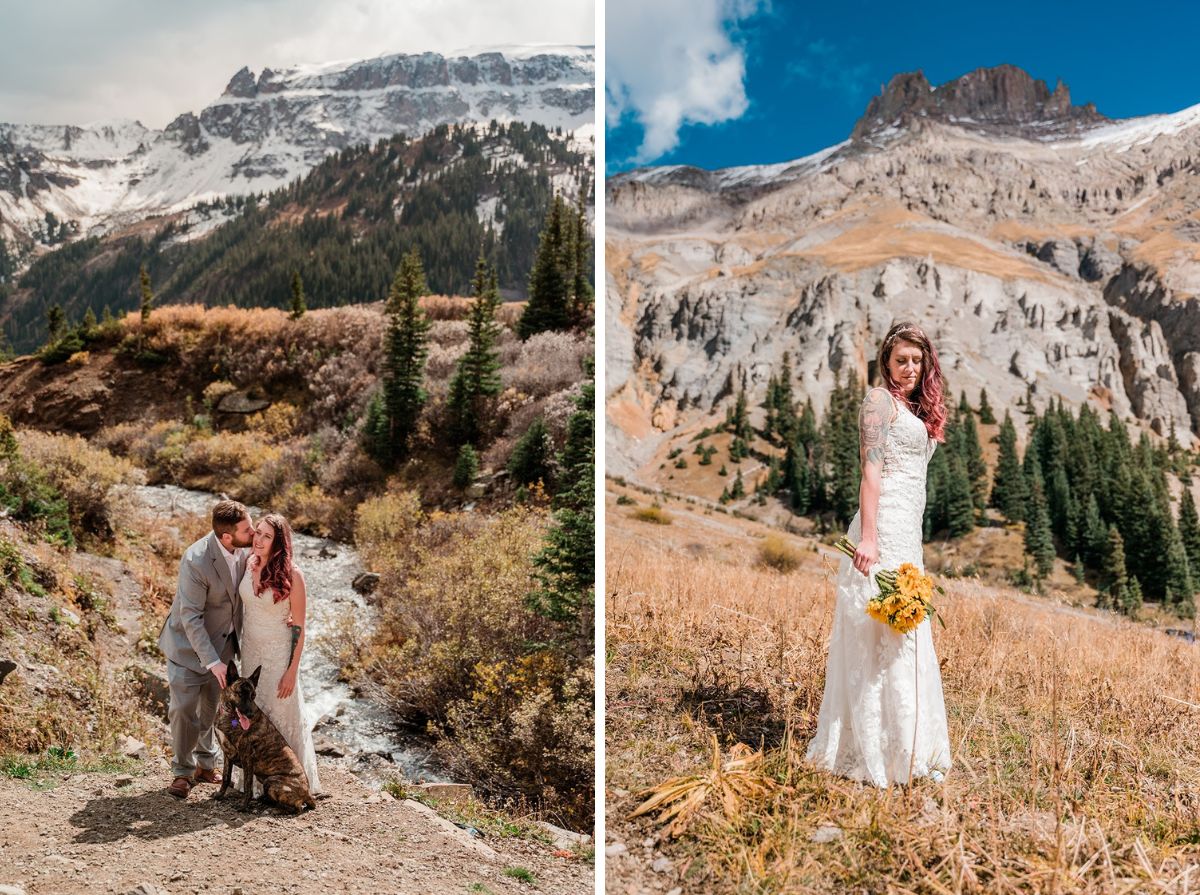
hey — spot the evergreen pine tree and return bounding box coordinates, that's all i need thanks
[372,248,431,465]
[1099,525,1128,612]
[448,257,504,446]
[731,380,753,441]
[528,378,595,650]
[453,443,479,489]
[139,264,154,324]
[946,453,976,537]
[1024,454,1056,578]
[45,305,66,343]
[1164,522,1195,615]
[978,388,996,424]
[775,353,797,441]
[762,374,779,442]
[958,390,971,416]
[1124,575,1144,616]
[960,408,989,514]
[829,372,864,526]
[290,271,307,320]
[731,468,746,499]
[924,440,950,539]
[991,410,1027,522]
[508,416,554,487]
[1082,492,1107,569]
[517,193,571,338]
[1179,486,1200,582]
[567,185,594,329]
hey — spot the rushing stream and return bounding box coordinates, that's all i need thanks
[129,483,444,787]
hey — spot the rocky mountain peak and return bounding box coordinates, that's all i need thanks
[223,65,257,98]
[851,64,1106,141]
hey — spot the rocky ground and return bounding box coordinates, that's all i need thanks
[0,764,592,895]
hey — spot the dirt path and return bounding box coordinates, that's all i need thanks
[0,766,591,895]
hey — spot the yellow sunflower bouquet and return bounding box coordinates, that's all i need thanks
[834,537,946,634]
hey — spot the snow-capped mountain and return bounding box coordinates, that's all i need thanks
[0,45,594,253]
[607,65,1200,478]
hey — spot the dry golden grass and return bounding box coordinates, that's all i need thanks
[606,491,1200,894]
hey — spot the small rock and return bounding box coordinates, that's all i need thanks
[810,824,843,844]
[379,789,394,801]
[0,886,26,895]
[115,776,134,787]
[667,889,683,895]
[0,660,16,685]
[535,821,590,850]
[652,856,673,873]
[169,871,186,881]
[233,888,244,895]
[57,607,81,626]
[122,885,168,895]
[641,836,655,848]
[604,842,627,858]
[318,546,337,559]
[116,735,147,760]
[351,572,380,596]
[313,737,345,758]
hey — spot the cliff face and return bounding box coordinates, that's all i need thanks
[607,66,1200,478]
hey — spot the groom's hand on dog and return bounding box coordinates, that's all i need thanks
[210,661,228,689]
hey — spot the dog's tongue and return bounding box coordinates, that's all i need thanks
[236,709,252,730]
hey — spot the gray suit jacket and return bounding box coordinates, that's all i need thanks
[158,532,247,674]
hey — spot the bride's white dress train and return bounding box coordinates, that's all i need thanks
[237,569,322,794]
[805,391,952,786]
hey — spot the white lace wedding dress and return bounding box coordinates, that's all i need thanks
[805,389,952,786]
[236,569,322,795]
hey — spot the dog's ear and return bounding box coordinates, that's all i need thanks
[248,665,262,687]
[227,660,239,682]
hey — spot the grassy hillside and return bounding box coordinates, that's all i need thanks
[605,479,1200,893]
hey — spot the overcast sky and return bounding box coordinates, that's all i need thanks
[0,0,595,129]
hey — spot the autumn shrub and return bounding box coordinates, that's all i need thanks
[15,431,143,542]
[634,504,672,525]
[245,402,301,440]
[758,533,802,572]
[502,331,593,399]
[352,501,592,826]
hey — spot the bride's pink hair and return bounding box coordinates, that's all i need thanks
[877,321,947,443]
[254,513,294,604]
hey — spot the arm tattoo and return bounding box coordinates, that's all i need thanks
[289,625,302,669]
[860,389,892,469]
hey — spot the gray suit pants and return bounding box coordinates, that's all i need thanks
[166,633,236,778]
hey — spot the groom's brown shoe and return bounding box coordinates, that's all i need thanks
[192,768,221,785]
[168,776,193,798]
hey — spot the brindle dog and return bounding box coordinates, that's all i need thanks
[214,662,316,813]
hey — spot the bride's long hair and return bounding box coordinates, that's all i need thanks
[255,513,294,604]
[878,321,947,443]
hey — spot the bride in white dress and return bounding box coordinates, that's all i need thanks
[238,512,322,795]
[806,322,952,786]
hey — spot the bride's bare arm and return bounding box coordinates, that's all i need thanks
[277,569,307,699]
[854,388,892,576]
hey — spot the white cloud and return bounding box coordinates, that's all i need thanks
[606,0,761,164]
[0,0,594,129]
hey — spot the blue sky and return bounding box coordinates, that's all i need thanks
[606,0,1200,173]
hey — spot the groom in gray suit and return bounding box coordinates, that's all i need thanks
[158,499,254,798]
